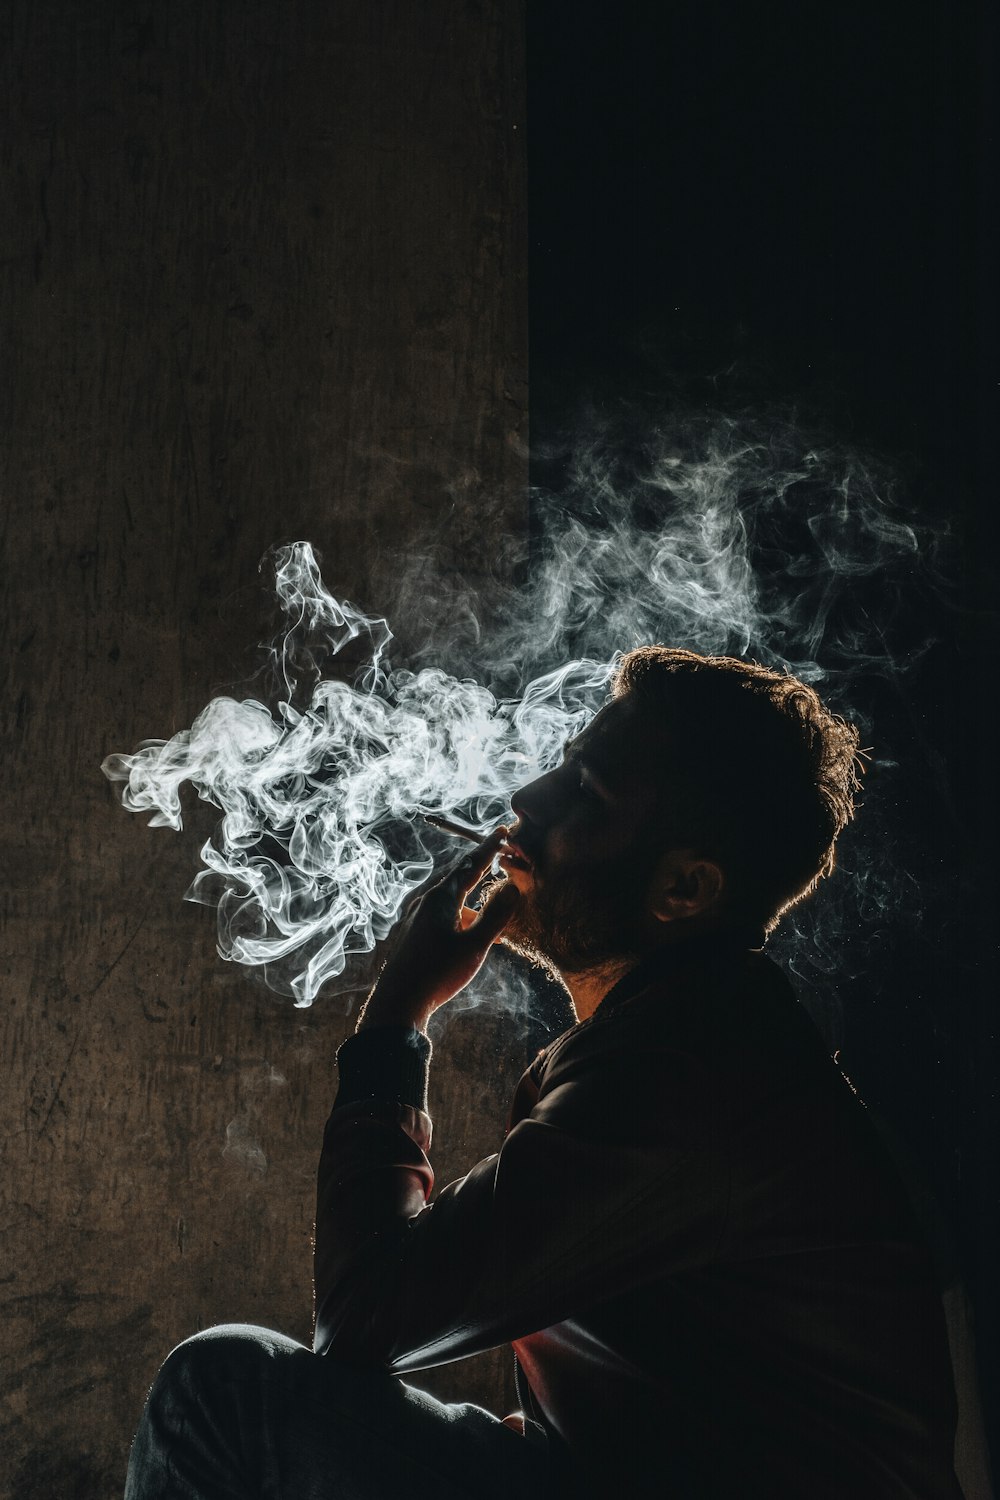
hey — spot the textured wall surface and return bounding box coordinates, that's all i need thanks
[1,4,526,1494]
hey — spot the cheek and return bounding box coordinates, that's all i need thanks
[552,806,638,859]
[541,827,628,890]
[544,822,594,871]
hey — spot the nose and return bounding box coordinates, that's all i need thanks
[510,764,562,833]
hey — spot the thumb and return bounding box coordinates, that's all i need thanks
[464,881,521,947]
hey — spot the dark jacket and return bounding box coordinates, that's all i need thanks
[314,938,961,1498]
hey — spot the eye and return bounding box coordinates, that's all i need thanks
[576,767,601,800]
[559,749,605,803]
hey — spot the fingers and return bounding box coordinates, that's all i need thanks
[461,880,520,947]
[402,824,505,919]
[446,824,510,904]
[406,825,513,945]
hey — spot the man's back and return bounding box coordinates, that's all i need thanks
[508,943,961,1497]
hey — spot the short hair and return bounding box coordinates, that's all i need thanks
[611,646,863,933]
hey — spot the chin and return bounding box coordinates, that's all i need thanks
[499,929,564,986]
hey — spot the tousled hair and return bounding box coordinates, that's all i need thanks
[611,646,863,933]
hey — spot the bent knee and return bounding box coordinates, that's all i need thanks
[151,1323,304,1400]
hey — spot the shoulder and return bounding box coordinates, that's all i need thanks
[528,951,843,1124]
[535,951,824,1073]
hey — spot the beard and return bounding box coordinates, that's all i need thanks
[486,841,660,980]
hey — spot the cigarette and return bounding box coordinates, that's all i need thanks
[421,812,489,843]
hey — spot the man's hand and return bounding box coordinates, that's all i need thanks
[357,825,521,1034]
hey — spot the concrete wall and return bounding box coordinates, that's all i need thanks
[1,4,526,1494]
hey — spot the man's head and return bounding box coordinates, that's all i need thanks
[498,646,862,979]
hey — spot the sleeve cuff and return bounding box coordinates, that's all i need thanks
[334,1025,432,1112]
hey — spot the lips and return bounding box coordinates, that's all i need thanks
[498,834,534,871]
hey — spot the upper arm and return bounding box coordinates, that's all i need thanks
[313,1033,728,1370]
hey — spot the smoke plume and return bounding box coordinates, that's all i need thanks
[102,407,946,1016]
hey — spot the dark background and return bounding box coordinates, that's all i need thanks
[528,0,997,1460]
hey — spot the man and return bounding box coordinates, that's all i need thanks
[125,648,962,1498]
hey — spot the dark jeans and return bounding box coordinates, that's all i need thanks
[124,1324,555,1500]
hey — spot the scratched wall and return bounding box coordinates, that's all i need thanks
[0,4,526,1495]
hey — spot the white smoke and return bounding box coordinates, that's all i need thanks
[221,1063,288,1174]
[489,411,935,685]
[222,1117,268,1176]
[102,541,609,1005]
[102,410,946,1013]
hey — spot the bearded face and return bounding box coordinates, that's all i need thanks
[489,697,674,981]
[493,834,663,978]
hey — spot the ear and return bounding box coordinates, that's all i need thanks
[647,849,726,924]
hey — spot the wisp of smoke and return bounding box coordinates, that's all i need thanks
[102,411,944,1012]
[102,541,608,1005]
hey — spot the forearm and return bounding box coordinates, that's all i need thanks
[355,984,432,1036]
[313,1025,435,1362]
[313,824,525,1363]
[313,1010,723,1373]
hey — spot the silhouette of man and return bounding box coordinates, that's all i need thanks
[125,648,962,1499]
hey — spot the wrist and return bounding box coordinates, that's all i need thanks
[357,983,431,1034]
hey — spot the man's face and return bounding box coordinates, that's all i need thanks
[496,694,672,976]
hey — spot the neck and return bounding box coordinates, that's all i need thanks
[560,919,755,1022]
[561,958,637,1022]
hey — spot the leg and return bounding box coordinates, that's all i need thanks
[124,1324,552,1500]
